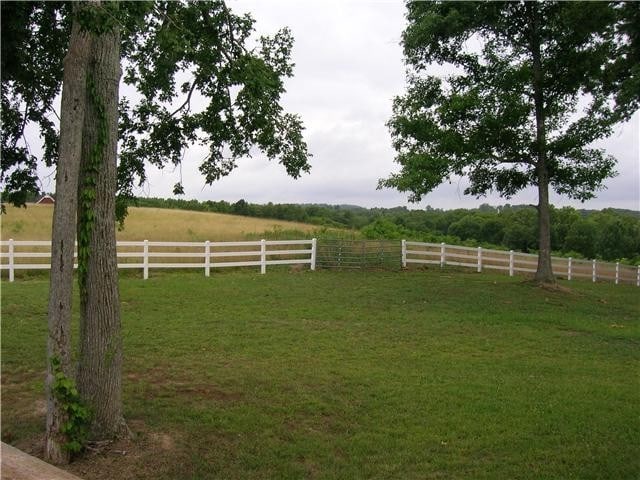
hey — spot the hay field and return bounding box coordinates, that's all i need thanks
[0,204,317,241]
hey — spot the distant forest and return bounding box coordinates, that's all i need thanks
[132,197,640,265]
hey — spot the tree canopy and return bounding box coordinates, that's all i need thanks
[1,0,311,215]
[1,1,69,206]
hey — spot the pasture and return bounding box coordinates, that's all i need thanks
[0,204,317,241]
[2,270,639,479]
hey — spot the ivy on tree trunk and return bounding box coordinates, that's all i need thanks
[75,18,126,440]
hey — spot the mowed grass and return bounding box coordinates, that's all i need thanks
[2,270,639,479]
[0,204,317,241]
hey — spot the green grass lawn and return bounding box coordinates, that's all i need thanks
[2,270,639,479]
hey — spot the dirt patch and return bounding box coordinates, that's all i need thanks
[559,329,584,337]
[11,433,45,458]
[148,432,174,451]
[167,382,243,402]
[124,365,172,383]
[32,399,47,417]
[1,369,44,387]
[125,366,243,404]
[11,420,187,480]
[520,279,577,295]
[70,424,187,480]
[298,457,320,479]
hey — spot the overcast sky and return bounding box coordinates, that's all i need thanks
[38,0,640,211]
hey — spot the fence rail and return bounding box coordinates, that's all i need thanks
[1,238,638,286]
[402,240,640,286]
[0,239,316,281]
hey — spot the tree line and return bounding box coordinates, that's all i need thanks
[133,197,640,264]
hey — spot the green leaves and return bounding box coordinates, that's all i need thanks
[383,1,638,203]
[1,1,69,207]
[77,72,108,294]
[172,182,185,195]
[74,2,120,36]
[118,0,310,211]
[50,357,91,454]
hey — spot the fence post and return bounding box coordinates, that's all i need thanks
[440,242,446,268]
[592,259,596,283]
[637,266,640,287]
[615,262,619,285]
[362,242,367,269]
[260,239,266,274]
[401,240,407,268]
[567,257,572,281]
[8,238,14,282]
[311,238,317,271]
[477,246,482,273]
[205,241,211,277]
[509,250,514,277]
[143,240,149,280]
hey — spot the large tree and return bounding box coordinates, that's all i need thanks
[381,1,639,283]
[1,0,310,463]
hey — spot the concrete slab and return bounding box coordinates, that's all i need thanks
[1,442,83,480]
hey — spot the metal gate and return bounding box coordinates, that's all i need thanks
[315,239,401,270]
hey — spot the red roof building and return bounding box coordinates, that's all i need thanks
[36,195,55,205]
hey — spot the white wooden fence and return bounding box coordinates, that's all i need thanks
[0,238,317,281]
[402,240,640,286]
[2,238,638,286]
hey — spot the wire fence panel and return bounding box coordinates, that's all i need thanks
[316,239,402,270]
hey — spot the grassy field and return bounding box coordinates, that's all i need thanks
[2,269,639,479]
[0,204,318,241]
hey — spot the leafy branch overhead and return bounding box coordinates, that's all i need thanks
[119,0,310,214]
[1,0,311,215]
[1,2,70,207]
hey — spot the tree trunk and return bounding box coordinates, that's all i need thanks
[76,21,127,440]
[530,3,555,285]
[535,163,555,283]
[45,17,92,465]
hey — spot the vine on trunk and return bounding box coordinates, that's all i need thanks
[77,71,108,294]
[50,357,91,453]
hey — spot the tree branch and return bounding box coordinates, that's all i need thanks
[12,102,30,150]
[169,80,197,118]
[220,3,249,57]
